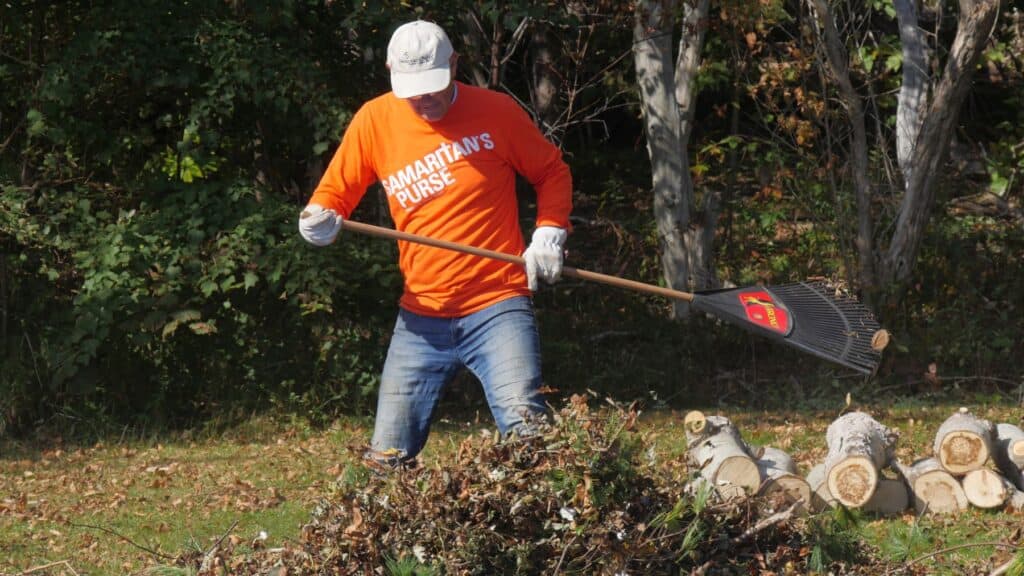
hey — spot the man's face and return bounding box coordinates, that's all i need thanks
[402,54,458,122]
[406,84,455,122]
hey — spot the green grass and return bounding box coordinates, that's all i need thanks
[2,396,1022,574]
[0,416,369,574]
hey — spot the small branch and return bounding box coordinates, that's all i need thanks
[0,48,40,69]
[0,119,25,155]
[18,560,79,575]
[729,500,800,548]
[905,541,1020,568]
[68,521,176,561]
[550,534,579,575]
[199,519,240,572]
[692,500,801,575]
[587,330,636,343]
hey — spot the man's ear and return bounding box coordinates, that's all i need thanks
[449,53,459,79]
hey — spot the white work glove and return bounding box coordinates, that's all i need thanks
[523,226,567,291]
[298,203,343,246]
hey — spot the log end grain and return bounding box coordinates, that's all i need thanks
[683,410,707,435]
[871,329,891,351]
[1012,440,1024,459]
[714,455,761,499]
[759,475,812,515]
[961,468,1008,509]
[938,431,990,474]
[913,470,968,514]
[827,456,878,508]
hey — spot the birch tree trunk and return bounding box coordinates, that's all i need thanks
[674,0,709,149]
[684,411,761,499]
[878,0,1001,291]
[806,463,836,512]
[756,446,811,514]
[823,412,898,507]
[993,423,1024,490]
[634,0,708,316]
[805,0,1000,306]
[676,0,719,292]
[893,0,929,181]
[933,407,994,475]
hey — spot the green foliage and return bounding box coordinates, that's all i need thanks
[1007,549,1024,576]
[384,554,439,576]
[2,0,1023,436]
[879,516,932,563]
[0,1,399,433]
[805,506,866,572]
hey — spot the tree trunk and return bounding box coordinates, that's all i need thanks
[1007,483,1024,510]
[461,10,492,88]
[878,0,1001,291]
[893,457,968,514]
[634,0,692,318]
[993,423,1024,490]
[529,22,559,136]
[675,0,708,146]
[808,462,908,515]
[1,253,7,351]
[684,411,760,499]
[823,412,897,507]
[488,0,506,90]
[676,0,719,292]
[756,446,811,515]
[805,0,876,299]
[893,0,929,182]
[933,407,994,475]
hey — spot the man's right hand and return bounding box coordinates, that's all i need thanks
[298,204,343,246]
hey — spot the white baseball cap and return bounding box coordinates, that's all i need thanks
[386,21,454,99]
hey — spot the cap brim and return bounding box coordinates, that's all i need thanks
[391,67,451,99]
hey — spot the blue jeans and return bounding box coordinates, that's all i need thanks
[370,296,546,461]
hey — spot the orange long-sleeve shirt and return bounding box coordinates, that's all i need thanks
[309,82,573,317]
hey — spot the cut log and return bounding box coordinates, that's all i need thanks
[861,477,910,516]
[756,446,811,514]
[961,468,1009,509]
[807,464,907,516]
[684,412,760,500]
[933,407,994,475]
[1006,482,1024,510]
[893,457,968,515]
[806,463,836,512]
[993,423,1024,490]
[824,412,897,507]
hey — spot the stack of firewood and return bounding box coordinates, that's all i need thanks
[685,408,1024,516]
[683,410,811,514]
[892,407,1024,514]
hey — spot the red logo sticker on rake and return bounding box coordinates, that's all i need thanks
[738,290,791,334]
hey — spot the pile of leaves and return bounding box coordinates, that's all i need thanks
[187,395,873,574]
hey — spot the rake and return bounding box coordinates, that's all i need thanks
[340,220,888,375]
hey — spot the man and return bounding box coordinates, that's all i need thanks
[298,20,573,465]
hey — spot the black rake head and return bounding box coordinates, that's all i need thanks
[691,281,884,375]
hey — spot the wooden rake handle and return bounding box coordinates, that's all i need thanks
[340,219,695,303]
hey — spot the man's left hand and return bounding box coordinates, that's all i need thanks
[523,226,567,291]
